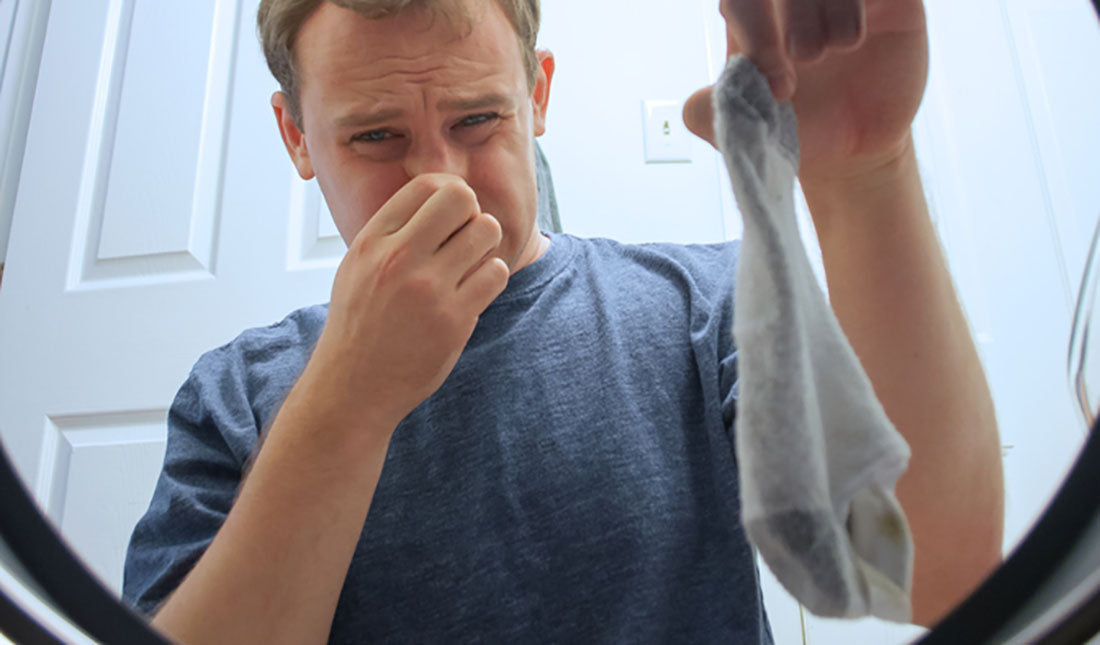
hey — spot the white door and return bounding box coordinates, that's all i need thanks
[0,0,345,593]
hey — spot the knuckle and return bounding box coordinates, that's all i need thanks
[439,181,479,211]
[409,173,448,191]
[404,273,440,301]
[475,212,502,241]
[489,257,510,284]
[405,174,445,201]
[408,173,465,205]
[347,231,374,259]
[375,244,413,282]
[350,235,391,272]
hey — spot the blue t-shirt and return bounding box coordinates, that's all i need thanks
[123,232,773,643]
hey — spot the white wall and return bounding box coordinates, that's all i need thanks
[538,0,730,245]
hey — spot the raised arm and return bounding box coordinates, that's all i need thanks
[149,173,508,645]
[802,138,1004,626]
[685,0,1004,626]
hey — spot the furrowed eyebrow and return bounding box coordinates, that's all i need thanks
[334,108,405,130]
[333,94,514,130]
[438,93,514,112]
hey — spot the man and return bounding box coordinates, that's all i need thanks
[124,0,1004,642]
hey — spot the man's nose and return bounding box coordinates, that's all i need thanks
[403,134,467,179]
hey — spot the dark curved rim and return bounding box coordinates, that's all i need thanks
[0,577,64,645]
[0,446,167,644]
[919,416,1100,644]
[1042,584,1100,645]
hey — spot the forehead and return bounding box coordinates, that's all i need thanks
[294,2,525,100]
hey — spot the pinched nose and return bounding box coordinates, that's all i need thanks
[403,136,468,180]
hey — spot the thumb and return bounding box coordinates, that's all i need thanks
[683,85,717,150]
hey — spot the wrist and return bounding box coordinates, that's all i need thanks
[278,351,401,459]
[800,132,920,227]
[796,132,924,241]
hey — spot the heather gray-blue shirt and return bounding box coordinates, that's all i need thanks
[124,232,773,643]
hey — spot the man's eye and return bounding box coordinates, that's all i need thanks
[458,113,500,128]
[353,130,394,143]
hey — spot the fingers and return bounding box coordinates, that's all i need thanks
[458,256,510,313]
[400,179,481,253]
[353,172,502,293]
[719,0,867,100]
[821,0,866,50]
[436,211,503,287]
[362,173,470,239]
[783,0,826,61]
[355,174,480,262]
[783,0,865,60]
[722,0,795,99]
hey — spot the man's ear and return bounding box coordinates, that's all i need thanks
[272,92,315,180]
[532,49,555,137]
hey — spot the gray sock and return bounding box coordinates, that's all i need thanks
[713,55,914,622]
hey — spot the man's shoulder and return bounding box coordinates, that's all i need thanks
[570,234,739,270]
[164,304,328,455]
[570,233,738,257]
[184,303,328,402]
[196,304,327,367]
[566,234,741,295]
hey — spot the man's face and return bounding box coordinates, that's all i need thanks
[275,1,552,273]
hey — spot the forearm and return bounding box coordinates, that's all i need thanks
[802,136,1004,626]
[151,364,394,645]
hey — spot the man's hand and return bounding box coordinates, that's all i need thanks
[305,174,510,434]
[684,1,1005,627]
[684,0,929,184]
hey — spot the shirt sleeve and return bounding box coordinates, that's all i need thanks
[121,306,322,616]
[121,357,255,616]
[719,340,739,432]
[710,242,741,432]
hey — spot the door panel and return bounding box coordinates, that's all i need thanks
[39,410,167,593]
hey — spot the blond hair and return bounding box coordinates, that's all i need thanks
[257,0,540,126]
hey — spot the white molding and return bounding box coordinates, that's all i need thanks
[0,0,52,266]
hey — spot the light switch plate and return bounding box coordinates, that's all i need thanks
[642,100,692,164]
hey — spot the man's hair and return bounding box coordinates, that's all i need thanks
[257,0,541,127]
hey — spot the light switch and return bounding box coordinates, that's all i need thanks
[642,100,692,164]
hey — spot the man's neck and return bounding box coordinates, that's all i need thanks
[512,229,551,275]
